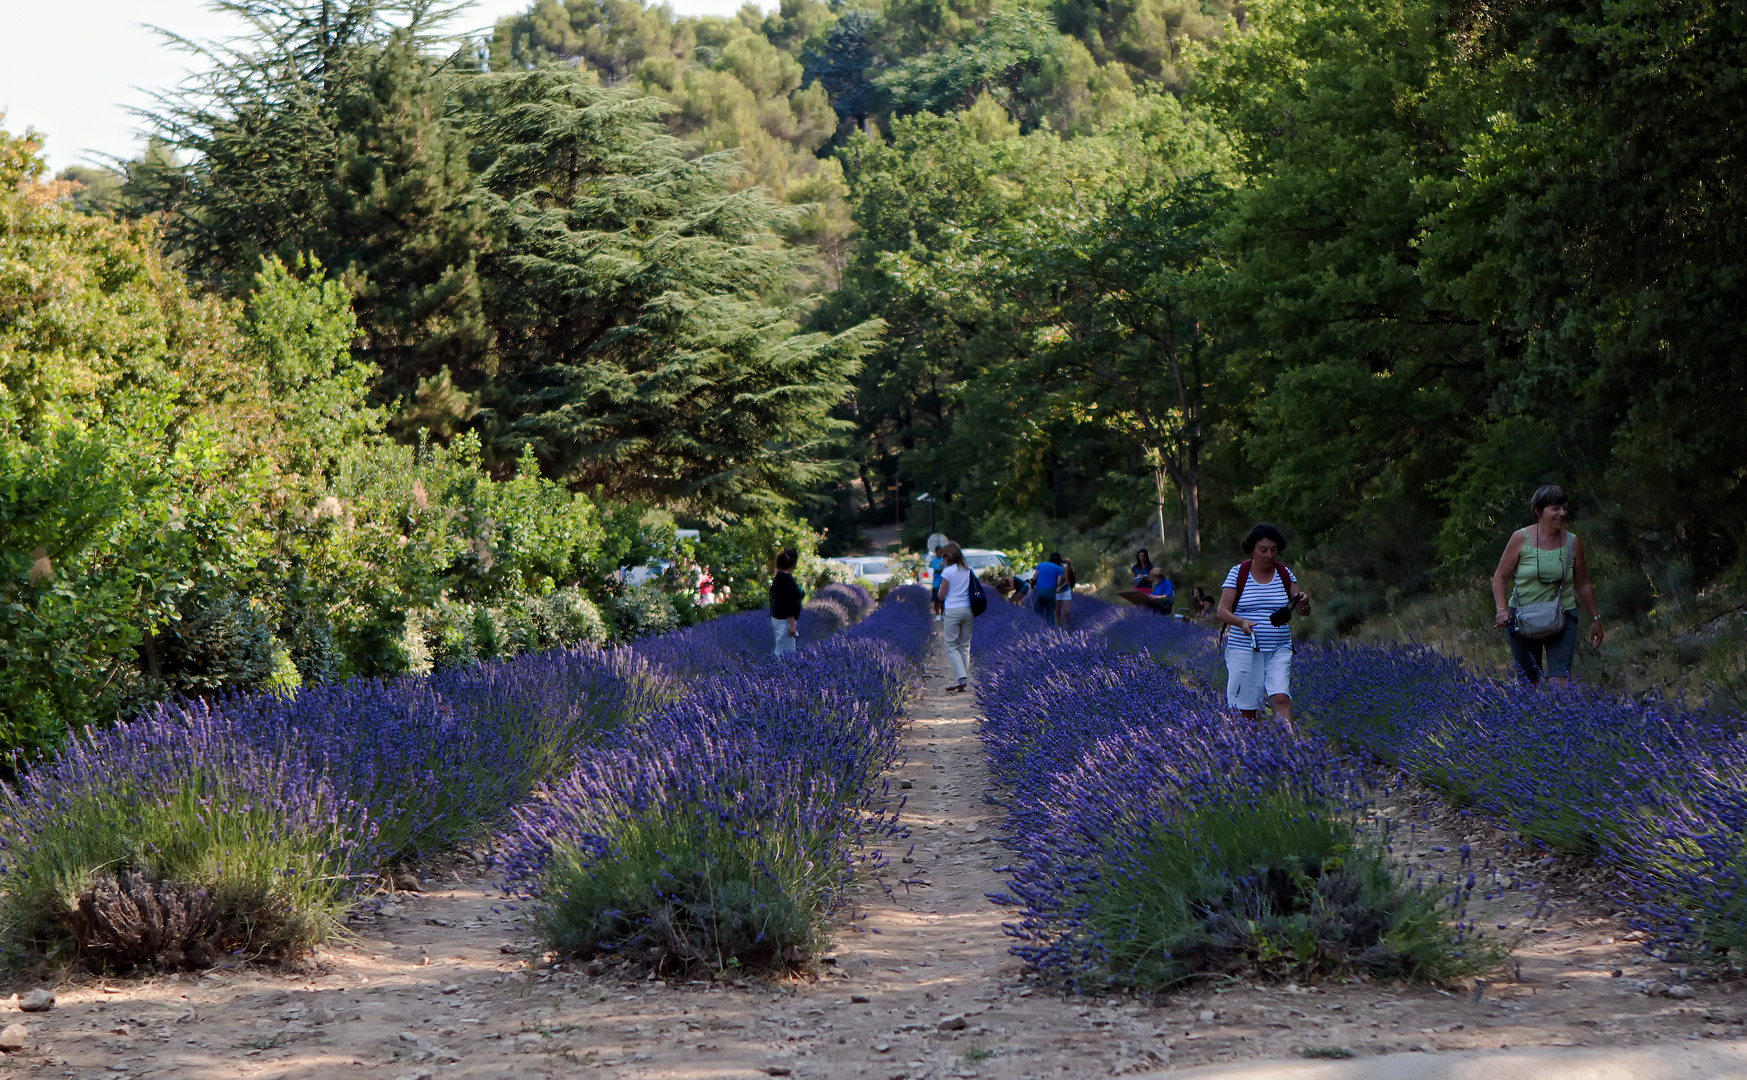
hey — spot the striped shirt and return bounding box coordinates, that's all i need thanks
[1222,563,1295,652]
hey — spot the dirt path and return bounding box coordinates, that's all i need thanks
[1,646,1740,1079]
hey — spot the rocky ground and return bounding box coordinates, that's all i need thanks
[0,652,1736,1080]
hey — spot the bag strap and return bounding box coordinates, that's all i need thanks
[1231,559,1254,610]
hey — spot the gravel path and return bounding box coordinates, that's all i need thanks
[0,642,1740,1079]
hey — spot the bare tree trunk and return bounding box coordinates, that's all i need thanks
[1183,462,1201,559]
[1154,463,1169,552]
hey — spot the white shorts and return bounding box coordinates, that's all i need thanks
[1225,645,1292,710]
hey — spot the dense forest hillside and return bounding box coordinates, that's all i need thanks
[8,0,1744,746]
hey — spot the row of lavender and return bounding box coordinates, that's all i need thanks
[1283,644,1747,961]
[974,599,1489,990]
[0,582,907,970]
[495,586,931,971]
[1091,607,1747,962]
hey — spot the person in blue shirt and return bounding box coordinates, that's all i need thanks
[928,543,946,621]
[1031,553,1064,626]
[1131,549,1155,589]
[1147,568,1175,615]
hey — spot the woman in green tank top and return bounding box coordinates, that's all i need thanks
[1489,485,1604,684]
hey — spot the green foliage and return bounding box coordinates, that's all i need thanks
[536,817,827,974]
[129,4,883,513]
[127,3,490,392]
[607,586,681,642]
[0,126,272,747]
[1,782,360,969]
[693,513,819,611]
[1086,792,1502,989]
[465,67,883,512]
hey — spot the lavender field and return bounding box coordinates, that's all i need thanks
[972,596,1747,992]
[0,583,926,974]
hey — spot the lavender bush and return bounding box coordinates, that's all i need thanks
[979,614,1496,990]
[0,580,895,971]
[631,583,876,678]
[498,586,929,975]
[0,709,376,968]
[1287,641,1747,960]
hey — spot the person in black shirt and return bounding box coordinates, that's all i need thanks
[769,547,804,658]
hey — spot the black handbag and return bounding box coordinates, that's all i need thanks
[968,570,988,617]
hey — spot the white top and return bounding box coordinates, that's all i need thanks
[1222,563,1294,652]
[940,564,974,609]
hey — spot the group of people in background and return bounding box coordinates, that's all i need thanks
[1130,550,1214,618]
[773,482,1605,707]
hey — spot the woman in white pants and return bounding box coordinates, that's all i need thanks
[1215,524,1309,722]
[936,543,975,693]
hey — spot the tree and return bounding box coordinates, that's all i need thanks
[1193,0,1498,582]
[465,68,884,512]
[126,0,491,391]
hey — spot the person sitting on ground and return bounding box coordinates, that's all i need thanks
[1191,586,1214,618]
[768,548,804,658]
[1131,549,1155,589]
[1147,568,1175,615]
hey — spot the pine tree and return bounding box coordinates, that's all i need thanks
[126,1,490,390]
[464,68,884,512]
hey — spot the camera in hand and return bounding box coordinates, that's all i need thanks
[1268,594,1308,626]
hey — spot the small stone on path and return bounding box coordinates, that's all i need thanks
[18,990,53,1012]
[0,1023,26,1050]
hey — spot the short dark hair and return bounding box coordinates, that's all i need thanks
[1530,485,1570,518]
[775,548,797,571]
[1240,523,1287,556]
[1048,552,1063,564]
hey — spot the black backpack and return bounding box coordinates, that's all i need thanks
[968,570,988,617]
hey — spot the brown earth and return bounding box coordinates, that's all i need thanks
[0,650,1736,1079]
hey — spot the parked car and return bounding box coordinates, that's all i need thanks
[828,556,895,585]
[960,548,1011,575]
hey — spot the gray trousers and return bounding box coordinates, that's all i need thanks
[942,608,974,681]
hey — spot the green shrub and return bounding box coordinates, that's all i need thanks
[1088,793,1502,989]
[532,588,608,648]
[422,600,479,669]
[535,818,823,974]
[608,586,679,642]
[492,602,540,657]
[149,589,281,699]
[2,775,364,971]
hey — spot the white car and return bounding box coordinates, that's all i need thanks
[829,556,896,585]
[960,548,1011,575]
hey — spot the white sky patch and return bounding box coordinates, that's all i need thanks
[3,0,762,174]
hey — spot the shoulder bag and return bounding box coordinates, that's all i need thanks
[967,568,988,617]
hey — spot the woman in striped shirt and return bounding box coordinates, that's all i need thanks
[1216,524,1310,722]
